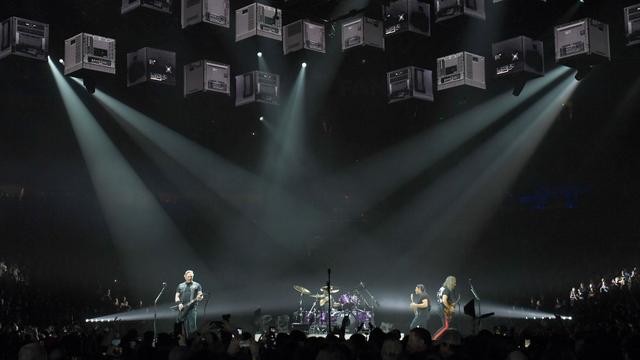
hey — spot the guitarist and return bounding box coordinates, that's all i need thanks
[175,270,204,339]
[409,284,431,330]
[433,276,457,341]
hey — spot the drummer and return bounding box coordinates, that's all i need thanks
[319,286,340,309]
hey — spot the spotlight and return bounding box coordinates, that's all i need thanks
[512,79,527,96]
[58,58,64,65]
[83,77,96,94]
[301,62,307,68]
[574,67,591,81]
[259,116,264,121]
[257,51,263,57]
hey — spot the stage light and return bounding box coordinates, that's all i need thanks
[574,67,592,81]
[259,116,264,121]
[257,51,263,57]
[301,62,307,68]
[58,58,64,65]
[83,77,96,94]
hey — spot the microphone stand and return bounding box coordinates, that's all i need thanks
[153,283,166,348]
[469,279,480,315]
[469,279,481,334]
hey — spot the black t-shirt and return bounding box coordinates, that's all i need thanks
[438,286,455,306]
[176,281,203,306]
[413,292,430,314]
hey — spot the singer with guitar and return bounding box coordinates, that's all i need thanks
[433,276,457,341]
[409,284,431,330]
[175,270,204,339]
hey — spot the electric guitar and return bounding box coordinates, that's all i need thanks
[171,294,204,322]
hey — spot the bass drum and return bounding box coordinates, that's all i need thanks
[334,312,359,333]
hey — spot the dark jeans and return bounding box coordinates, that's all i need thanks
[178,310,198,338]
[409,311,430,330]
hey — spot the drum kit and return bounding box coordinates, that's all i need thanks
[292,283,377,333]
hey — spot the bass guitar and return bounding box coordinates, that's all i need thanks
[442,294,460,321]
[410,294,418,316]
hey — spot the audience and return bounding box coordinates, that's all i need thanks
[2,258,640,360]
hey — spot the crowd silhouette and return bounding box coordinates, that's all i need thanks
[2,258,640,360]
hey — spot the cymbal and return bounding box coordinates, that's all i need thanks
[321,286,339,293]
[293,285,311,294]
[309,294,326,298]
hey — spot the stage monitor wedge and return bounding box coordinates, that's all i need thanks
[122,0,173,14]
[283,20,326,54]
[235,71,279,106]
[235,3,282,42]
[64,33,116,76]
[181,0,230,29]
[127,47,176,87]
[387,66,434,103]
[437,51,485,90]
[184,60,230,97]
[492,35,544,78]
[0,17,49,61]
[341,17,384,51]
[383,0,431,37]
[625,4,640,46]
[555,18,610,65]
